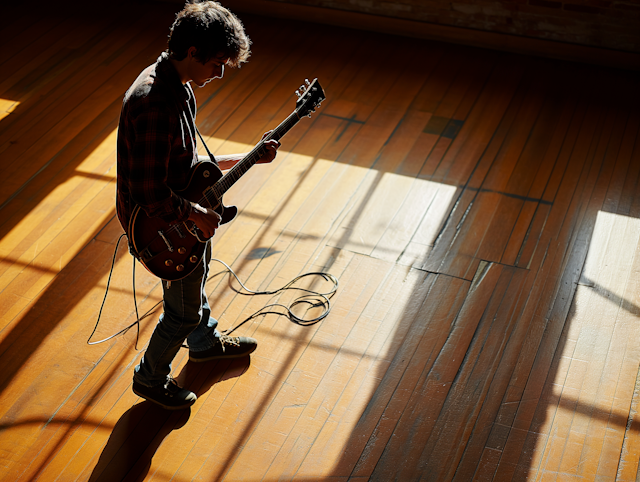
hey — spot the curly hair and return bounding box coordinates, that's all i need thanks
[168,1,251,68]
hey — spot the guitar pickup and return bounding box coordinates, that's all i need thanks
[175,224,187,239]
[158,230,174,252]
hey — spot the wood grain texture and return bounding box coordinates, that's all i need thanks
[0,1,639,480]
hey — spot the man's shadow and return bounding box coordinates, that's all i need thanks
[89,356,251,482]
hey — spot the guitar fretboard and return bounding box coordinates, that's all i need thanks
[211,111,300,198]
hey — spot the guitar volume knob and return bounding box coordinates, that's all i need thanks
[189,255,199,263]
[178,247,186,254]
[176,265,184,272]
[165,259,174,267]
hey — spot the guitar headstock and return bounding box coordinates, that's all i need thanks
[294,78,325,118]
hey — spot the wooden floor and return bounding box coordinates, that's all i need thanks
[1,1,640,480]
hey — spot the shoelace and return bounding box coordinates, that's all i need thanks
[164,377,181,395]
[218,334,241,351]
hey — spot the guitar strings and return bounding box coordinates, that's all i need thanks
[140,140,272,256]
[142,110,299,256]
[87,235,337,348]
[143,141,268,242]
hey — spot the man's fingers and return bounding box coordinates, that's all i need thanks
[189,203,222,237]
[205,208,222,222]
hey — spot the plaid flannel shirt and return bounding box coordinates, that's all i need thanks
[116,52,198,234]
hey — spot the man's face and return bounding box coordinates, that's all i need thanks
[188,52,229,87]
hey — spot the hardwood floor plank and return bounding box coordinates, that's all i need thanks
[421,59,527,277]
[369,51,498,264]
[412,266,526,480]
[0,255,142,480]
[346,273,470,478]
[498,80,629,481]
[0,12,173,206]
[0,177,117,335]
[528,101,637,476]
[325,52,452,256]
[0,8,60,68]
[361,265,496,479]
[166,254,385,480]
[454,270,537,481]
[445,69,552,278]
[227,256,397,480]
[514,93,585,270]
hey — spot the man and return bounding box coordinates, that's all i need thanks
[116,1,279,410]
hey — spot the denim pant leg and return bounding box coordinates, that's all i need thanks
[187,241,220,351]
[133,241,217,387]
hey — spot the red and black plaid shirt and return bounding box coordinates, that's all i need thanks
[116,52,198,234]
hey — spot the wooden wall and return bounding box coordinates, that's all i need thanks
[216,0,640,70]
[233,0,640,52]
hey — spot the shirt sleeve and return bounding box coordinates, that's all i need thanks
[127,97,191,225]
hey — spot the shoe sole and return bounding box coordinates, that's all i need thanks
[132,387,196,411]
[189,344,257,363]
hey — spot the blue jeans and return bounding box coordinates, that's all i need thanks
[134,241,220,387]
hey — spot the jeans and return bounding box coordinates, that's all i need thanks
[134,241,220,387]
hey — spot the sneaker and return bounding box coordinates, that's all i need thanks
[132,377,197,410]
[189,334,257,363]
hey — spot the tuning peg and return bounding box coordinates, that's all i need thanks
[300,84,305,92]
[295,90,301,98]
[305,79,311,86]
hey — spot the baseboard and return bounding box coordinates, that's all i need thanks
[224,0,640,71]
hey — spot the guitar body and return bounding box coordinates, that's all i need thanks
[128,78,325,280]
[129,161,237,281]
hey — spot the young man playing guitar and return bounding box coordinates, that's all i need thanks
[116,1,279,410]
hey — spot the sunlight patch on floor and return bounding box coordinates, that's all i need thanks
[0,99,20,121]
[535,210,640,477]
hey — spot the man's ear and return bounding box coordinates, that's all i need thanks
[187,46,198,60]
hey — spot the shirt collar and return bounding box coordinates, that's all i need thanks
[156,51,189,104]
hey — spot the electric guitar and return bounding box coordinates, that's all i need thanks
[128,78,326,280]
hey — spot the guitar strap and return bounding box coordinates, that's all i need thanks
[195,127,218,166]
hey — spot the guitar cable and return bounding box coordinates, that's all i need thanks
[87,234,145,347]
[87,234,338,347]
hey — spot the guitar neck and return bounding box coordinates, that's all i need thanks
[212,110,300,196]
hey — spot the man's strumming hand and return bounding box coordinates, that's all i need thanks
[188,202,221,239]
